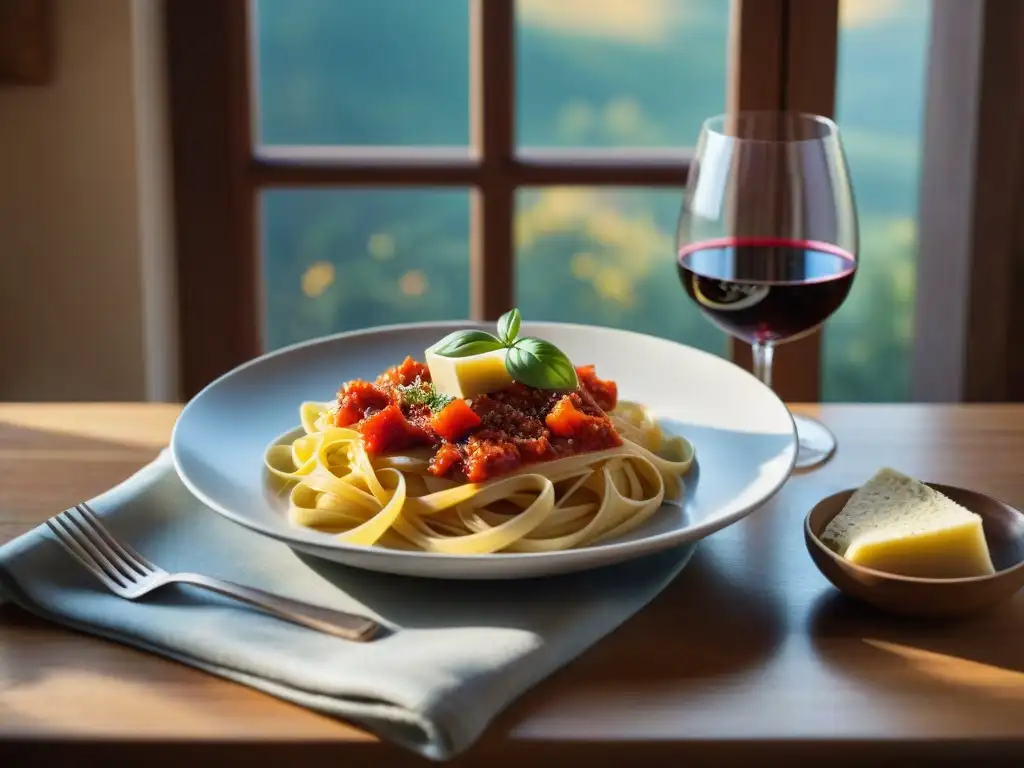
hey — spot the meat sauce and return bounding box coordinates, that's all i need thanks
[332,357,621,483]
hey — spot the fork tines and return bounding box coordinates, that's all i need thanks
[45,504,154,591]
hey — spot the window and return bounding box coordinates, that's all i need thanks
[260,189,471,350]
[515,0,727,149]
[252,0,729,365]
[255,0,471,147]
[514,186,724,356]
[823,0,931,402]
[172,1,1021,404]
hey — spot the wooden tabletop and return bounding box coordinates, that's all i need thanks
[3,403,1024,766]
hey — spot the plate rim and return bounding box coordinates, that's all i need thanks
[170,319,798,563]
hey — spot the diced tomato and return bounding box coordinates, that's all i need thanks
[358,404,428,454]
[376,356,431,387]
[428,443,462,477]
[544,394,621,452]
[575,365,618,411]
[545,395,592,438]
[334,406,359,427]
[430,399,482,443]
[334,380,389,426]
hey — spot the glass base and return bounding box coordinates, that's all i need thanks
[792,413,836,469]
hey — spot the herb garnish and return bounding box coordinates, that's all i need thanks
[429,308,578,391]
[398,378,455,413]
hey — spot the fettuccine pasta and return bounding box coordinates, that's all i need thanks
[264,399,694,555]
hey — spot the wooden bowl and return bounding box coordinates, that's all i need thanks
[804,482,1024,618]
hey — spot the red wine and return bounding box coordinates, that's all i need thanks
[677,237,856,343]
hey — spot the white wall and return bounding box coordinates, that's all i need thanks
[0,0,176,402]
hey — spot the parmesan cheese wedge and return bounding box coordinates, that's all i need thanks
[425,346,514,399]
[821,468,996,578]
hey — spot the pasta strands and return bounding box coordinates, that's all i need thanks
[262,399,694,554]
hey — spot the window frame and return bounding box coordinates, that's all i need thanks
[911,0,1024,402]
[165,0,839,400]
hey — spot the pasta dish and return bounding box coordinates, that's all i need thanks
[264,313,694,555]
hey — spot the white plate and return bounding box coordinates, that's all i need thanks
[171,321,797,579]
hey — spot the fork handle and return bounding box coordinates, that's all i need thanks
[173,573,383,641]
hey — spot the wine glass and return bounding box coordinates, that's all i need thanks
[675,111,858,469]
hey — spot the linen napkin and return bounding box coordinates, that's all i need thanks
[0,450,696,761]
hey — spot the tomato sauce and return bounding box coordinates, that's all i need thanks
[332,356,622,483]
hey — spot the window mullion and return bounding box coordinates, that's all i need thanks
[470,0,515,321]
[726,0,838,403]
[167,0,259,397]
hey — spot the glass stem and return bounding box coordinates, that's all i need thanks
[751,341,775,390]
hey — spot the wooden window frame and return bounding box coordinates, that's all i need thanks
[165,0,839,400]
[910,0,1024,402]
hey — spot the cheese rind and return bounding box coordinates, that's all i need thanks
[425,347,514,399]
[821,468,996,578]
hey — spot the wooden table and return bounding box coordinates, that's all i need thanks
[3,403,1024,766]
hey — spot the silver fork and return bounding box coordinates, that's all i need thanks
[45,503,383,642]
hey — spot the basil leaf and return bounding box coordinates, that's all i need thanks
[506,337,579,390]
[496,308,521,346]
[430,329,504,358]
